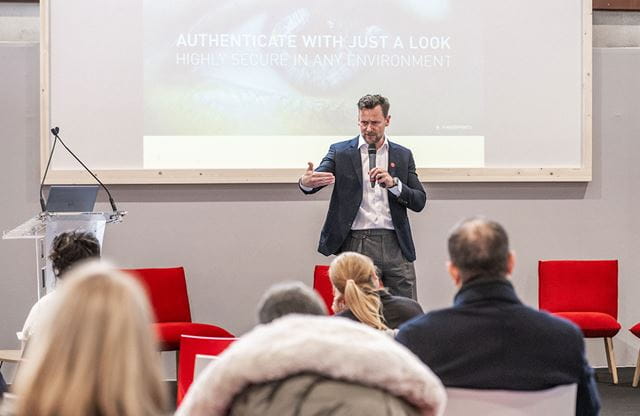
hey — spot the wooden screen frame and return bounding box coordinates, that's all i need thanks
[40,0,593,184]
[593,0,640,10]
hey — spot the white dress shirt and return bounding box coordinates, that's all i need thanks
[299,135,403,230]
[351,135,402,230]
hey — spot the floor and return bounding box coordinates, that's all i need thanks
[6,368,631,414]
[596,368,640,416]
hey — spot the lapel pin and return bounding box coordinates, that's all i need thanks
[390,162,396,168]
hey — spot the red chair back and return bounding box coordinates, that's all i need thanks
[177,335,237,405]
[313,265,334,315]
[538,260,618,318]
[126,267,192,323]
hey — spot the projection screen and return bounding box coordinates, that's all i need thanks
[41,0,592,183]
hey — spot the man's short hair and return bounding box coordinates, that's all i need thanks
[447,217,510,283]
[357,94,390,117]
[257,281,328,324]
[49,231,101,278]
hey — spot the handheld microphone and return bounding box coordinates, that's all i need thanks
[368,143,376,188]
[41,127,119,212]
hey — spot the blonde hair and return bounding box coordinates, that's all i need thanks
[13,261,169,416]
[329,252,389,331]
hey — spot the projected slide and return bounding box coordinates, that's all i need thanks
[47,0,585,180]
[143,0,485,169]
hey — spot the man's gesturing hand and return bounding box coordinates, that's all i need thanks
[300,162,335,188]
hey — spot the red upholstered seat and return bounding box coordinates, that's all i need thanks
[539,261,618,317]
[630,323,640,338]
[313,265,334,315]
[538,260,620,384]
[127,267,192,323]
[154,322,234,351]
[126,267,234,351]
[177,335,237,405]
[553,312,621,338]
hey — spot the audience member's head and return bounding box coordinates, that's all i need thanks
[13,261,168,416]
[49,230,101,278]
[257,281,327,324]
[447,216,514,286]
[329,252,388,330]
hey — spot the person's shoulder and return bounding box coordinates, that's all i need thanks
[398,306,452,332]
[395,308,452,347]
[391,294,420,305]
[36,291,59,310]
[520,305,584,340]
[25,292,55,320]
[388,140,413,154]
[20,292,57,340]
[389,295,423,312]
[331,137,359,150]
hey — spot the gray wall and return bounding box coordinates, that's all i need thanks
[594,11,640,46]
[2,5,640,382]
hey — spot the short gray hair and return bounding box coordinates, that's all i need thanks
[257,281,328,324]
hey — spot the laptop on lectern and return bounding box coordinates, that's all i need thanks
[45,185,99,213]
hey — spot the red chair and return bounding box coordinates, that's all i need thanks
[177,335,237,405]
[125,267,234,357]
[538,260,621,384]
[630,323,640,387]
[313,265,334,315]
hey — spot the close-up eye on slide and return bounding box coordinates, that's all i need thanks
[142,0,488,169]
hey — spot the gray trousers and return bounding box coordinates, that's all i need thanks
[340,229,417,300]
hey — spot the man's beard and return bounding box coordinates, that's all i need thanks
[364,133,383,145]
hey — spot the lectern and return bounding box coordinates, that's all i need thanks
[3,211,125,299]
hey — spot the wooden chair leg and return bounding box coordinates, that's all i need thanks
[633,350,640,388]
[604,337,618,384]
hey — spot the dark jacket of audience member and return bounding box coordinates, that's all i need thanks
[256,281,327,324]
[177,315,446,416]
[338,289,423,329]
[396,217,600,416]
[330,252,423,331]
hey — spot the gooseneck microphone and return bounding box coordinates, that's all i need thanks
[39,129,59,211]
[40,127,118,212]
[368,143,376,188]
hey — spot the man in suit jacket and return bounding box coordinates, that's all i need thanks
[300,94,426,299]
[396,217,600,415]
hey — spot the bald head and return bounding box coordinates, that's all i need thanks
[447,217,511,284]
